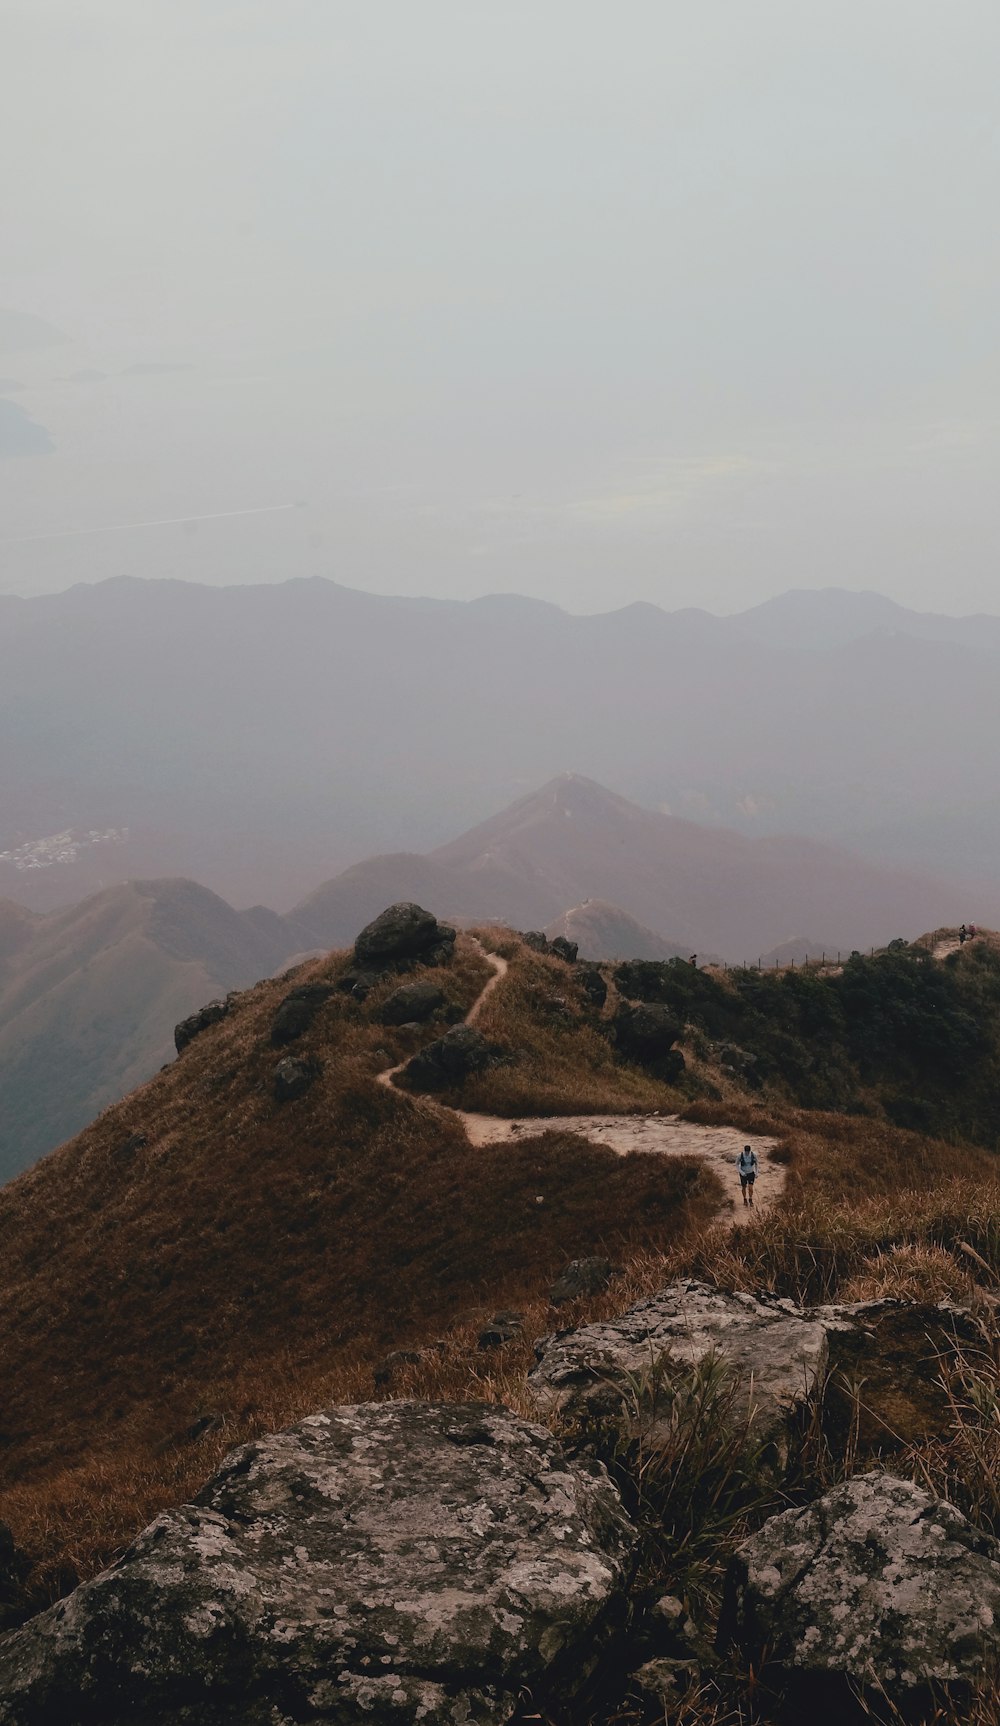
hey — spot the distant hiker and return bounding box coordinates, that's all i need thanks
[970,924,978,940]
[737,1144,758,1207]
[960,924,968,945]
[689,954,698,968]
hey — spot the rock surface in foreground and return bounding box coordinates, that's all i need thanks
[722,1471,1000,1703]
[530,1280,828,1452]
[0,1401,634,1726]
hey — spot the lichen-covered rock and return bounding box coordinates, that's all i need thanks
[0,1402,635,1726]
[270,982,335,1046]
[530,1280,828,1453]
[721,1472,1000,1705]
[378,981,445,1026]
[174,998,228,1054]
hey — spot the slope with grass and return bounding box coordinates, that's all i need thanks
[0,928,723,1604]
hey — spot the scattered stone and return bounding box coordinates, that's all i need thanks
[550,1256,618,1306]
[403,1024,497,1091]
[530,1280,828,1456]
[373,1349,424,1387]
[272,1055,319,1104]
[378,981,446,1026]
[478,1311,524,1349]
[721,1472,1000,1709]
[184,1411,225,1444]
[612,1001,682,1063]
[270,981,335,1046]
[522,931,550,953]
[336,967,383,1001]
[0,1402,636,1726]
[173,999,228,1054]
[576,964,608,1009]
[549,935,579,963]
[631,1657,700,1705]
[354,903,456,970]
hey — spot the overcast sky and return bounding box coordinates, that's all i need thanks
[1,2,998,613]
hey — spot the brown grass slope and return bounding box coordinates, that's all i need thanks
[0,932,720,1599]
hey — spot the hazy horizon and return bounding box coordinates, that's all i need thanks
[3,3,999,614]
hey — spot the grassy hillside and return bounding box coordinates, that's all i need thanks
[0,930,719,1602]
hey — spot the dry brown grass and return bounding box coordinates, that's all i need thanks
[437,932,679,1115]
[0,933,721,1602]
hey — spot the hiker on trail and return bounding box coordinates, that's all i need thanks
[969,924,978,940]
[737,1144,758,1207]
[960,924,968,945]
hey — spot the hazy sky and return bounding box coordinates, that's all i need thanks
[1,2,998,613]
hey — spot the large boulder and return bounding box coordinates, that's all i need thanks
[809,1299,981,1458]
[530,1280,828,1455]
[721,1472,1000,1709]
[612,1002,681,1063]
[378,981,446,1026]
[174,998,228,1054]
[354,904,455,970]
[550,1256,617,1306]
[272,1055,319,1104]
[402,1024,496,1092]
[270,982,335,1046]
[0,1402,635,1726]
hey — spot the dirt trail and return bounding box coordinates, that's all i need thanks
[380,944,779,1226]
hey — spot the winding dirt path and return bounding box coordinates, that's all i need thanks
[380,945,779,1226]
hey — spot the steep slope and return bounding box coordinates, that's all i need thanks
[0,879,296,1179]
[5,576,1000,911]
[297,775,955,962]
[0,927,722,1599]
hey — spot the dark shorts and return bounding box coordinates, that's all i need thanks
[740,1172,755,1185]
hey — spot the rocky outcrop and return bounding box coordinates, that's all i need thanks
[611,1002,682,1075]
[0,1524,30,1633]
[721,1472,1000,1707]
[378,981,445,1026]
[576,964,608,1010]
[549,1256,617,1306]
[530,1281,828,1454]
[809,1298,981,1457]
[174,998,228,1054]
[402,1024,497,1092]
[0,1401,635,1726]
[549,935,578,964]
[354,903,456,970]
[272,1054,319,1104]
[270,982,335,1047]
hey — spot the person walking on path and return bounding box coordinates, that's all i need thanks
[960,924,968,945]
[737,1144,758,1207]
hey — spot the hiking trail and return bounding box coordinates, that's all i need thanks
[379,944,780,1227]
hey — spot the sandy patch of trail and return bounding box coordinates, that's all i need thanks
[379,943,779,1225]
[460,1109,778,1226]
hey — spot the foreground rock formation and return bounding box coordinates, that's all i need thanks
[722,1472,1000,1707]
[0,1402,634,1726]
[530,1280,829,1455]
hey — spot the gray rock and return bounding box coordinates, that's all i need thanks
[174,999,228,1054]
[477,1311,524,1349]
[522,931,551,953]
[270,982,335,1046]
[576,965,608,1010]
[721,1472,1000,1706]
[403,1024,496,1092]
[631,1656,700,1705]
[612,1002,681,1064]
[0,1401,636,1726]
[354,903,454,969]
[549,936,578,964]
[272,1055,319,1104]
[530,1280,828,1455]
[378,981,446,1026]
[549,1257,617,1306]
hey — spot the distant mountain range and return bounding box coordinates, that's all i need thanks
[0,880,292,1180]
[0,773,959,1180]
[2,576,1000,915]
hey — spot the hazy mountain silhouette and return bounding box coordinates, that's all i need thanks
[0,309,69,352]
[0,879,296,1180]
[731,587,1000,655]
[2,577,999,914]
[0,398,53,458]
[293,774,953,961]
